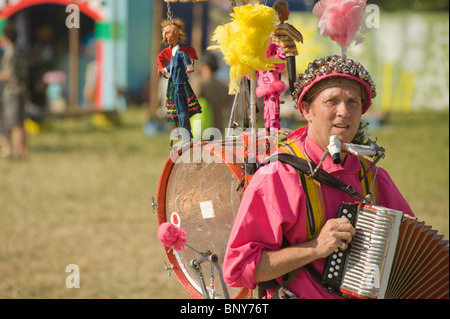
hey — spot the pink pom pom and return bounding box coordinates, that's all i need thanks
[157,222,187,251]
[313,0,366,52]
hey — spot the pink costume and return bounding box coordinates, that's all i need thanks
[223,126,414,299]
[255,43,286,134]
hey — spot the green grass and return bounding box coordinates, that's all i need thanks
[370,113,449,237]
[0,109,448,298]
[0,109,190,299]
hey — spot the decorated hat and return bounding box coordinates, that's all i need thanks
[292,55,376,114]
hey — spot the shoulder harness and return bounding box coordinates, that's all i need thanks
[257,138,379,298]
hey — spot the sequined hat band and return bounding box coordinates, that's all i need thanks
[303,76,366,103]
[292,55,376,114]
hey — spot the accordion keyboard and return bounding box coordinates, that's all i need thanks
[322,203,359,292]
[321,203,448,299]
[322,203,403,298]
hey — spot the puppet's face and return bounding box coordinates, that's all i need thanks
[278,8,290,23]
[165,25,180,46]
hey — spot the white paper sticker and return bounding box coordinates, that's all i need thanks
[200,200,215,219]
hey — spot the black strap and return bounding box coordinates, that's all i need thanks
[261,153,365,201]
[257,237,293,292]
[273,143,319,237]
[299,172,317,238]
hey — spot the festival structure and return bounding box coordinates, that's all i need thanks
[0,0,127,112]
[154,0,448,300]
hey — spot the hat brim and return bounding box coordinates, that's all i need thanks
[297,72,373,116]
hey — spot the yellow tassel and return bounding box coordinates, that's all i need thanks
[208,3,281,95]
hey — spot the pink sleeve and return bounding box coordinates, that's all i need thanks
[222,190,277,289]
[223,162,302,289]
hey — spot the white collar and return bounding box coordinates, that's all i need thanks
[172,44,180,56]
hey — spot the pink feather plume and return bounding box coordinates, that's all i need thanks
[313,0,367,57]
[157,222,187,251]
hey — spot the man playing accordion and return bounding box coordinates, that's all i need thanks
[222,55,415,299]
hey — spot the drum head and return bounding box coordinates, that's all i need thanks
[157,140,249,299]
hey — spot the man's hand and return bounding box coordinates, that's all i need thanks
[312,217,355,259]
[255,217,355,283]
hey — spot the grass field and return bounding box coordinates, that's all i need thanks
[0,108,448,299]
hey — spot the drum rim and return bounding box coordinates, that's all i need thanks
[156,141,250,299]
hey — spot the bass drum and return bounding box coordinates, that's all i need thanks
[156,134,276,299]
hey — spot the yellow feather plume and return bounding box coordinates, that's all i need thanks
[208,3,280,94]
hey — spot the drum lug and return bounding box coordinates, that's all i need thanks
[162,261,173,277]
[151,196,159,214]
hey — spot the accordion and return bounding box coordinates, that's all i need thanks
[322,203,449,299]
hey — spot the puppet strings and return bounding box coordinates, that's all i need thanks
[166,2,173,21]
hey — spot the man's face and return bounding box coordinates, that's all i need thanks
[301,85,363,150]
[165,25,180,46]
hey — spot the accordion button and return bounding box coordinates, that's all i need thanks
[329,267,334,272]
[337,259,342,263]
[338,252,343,257]
[334,272,338,276]
[331,261,336,266]
[335,265,340,270]
[343,209,348,214]
[328,274,333,279]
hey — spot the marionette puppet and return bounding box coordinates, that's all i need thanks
[272,0,303,94]
[255,42,286,135]
[157,18,201,143]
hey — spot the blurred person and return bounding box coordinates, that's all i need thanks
[193,51,232,137]
[0,76,10,157]
[0,92,11,157]
[29,25,55,117]
[223,55,415,299]
[0,23,29,159]
[82,32,97,107]
[272,0,303,94]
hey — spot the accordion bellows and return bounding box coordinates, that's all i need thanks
[323,204,449,299]
[384,217,449,299]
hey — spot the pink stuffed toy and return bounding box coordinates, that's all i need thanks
[157,222,187,251]
[255,42,287,134]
